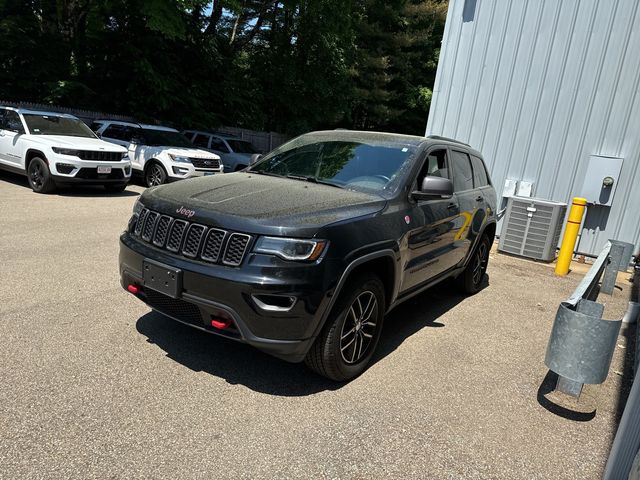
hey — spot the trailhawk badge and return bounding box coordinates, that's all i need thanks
[175,206,196,218]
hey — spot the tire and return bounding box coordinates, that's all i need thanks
[457,235,491,294]
[104,184,127,193]
[144,162,167,187]
[27,157,56,193]
[305,273,385,381]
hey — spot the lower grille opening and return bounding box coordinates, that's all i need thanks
[144,289,204,328]
[143,290,241,338]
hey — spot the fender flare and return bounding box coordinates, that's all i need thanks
[312,249,399,340]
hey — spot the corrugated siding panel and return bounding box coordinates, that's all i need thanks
[427,0,640,256]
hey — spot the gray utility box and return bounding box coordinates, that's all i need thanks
[580,155,624,207]
[498,197,568,262]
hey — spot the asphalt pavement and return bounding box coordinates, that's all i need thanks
[0,172,633,479]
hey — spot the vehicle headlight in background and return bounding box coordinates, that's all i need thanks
[169,154,192,163]
[254,237,327,261]
[52,147,78,156]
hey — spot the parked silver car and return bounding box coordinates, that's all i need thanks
[182,130,261,172]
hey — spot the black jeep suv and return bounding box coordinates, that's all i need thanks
[119,131,497,380]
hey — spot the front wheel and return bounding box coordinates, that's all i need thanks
[144,163,167,187]
[305,274,385,381]
[457,235,491,294]
[27,157,56,193]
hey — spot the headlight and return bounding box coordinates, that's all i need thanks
[254,237,327,261]
[52,147,78,156]
[121,151,129,160]
[169,154,192,163]
[132,198,144,215]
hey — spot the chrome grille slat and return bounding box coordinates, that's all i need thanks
[133,208,251,267]
[201,228,227,262]
[223,233,251,266]
[182,224,207,258]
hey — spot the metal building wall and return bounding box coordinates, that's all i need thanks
[426,0,640,255]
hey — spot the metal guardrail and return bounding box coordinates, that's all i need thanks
[545,239,634,398]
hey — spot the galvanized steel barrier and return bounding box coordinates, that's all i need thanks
[545,239,633,398]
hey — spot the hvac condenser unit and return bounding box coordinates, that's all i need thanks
[498,197,567,262]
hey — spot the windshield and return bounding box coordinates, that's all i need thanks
[141,128,194,148]
[227,139,258,154]
[249,139,418,193]
[23,114,97,138]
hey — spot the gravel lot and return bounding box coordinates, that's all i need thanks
[0,172,633,479]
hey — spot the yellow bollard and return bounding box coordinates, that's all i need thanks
[555,197,587,276]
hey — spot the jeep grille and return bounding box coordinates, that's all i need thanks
[131,208,252,267]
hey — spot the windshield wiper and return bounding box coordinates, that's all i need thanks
[286,174,343,189]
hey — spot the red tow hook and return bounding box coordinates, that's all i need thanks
[211,318,232,330]
[127,284,141,294]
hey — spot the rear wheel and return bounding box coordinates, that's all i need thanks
[144,162,167,187]
[305,274,385,381]
[27,157,56,193]
[457,235,491,294]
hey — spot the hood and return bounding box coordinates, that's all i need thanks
[160,147,220,159]
[29,135,127,152]
[142,172,387,237]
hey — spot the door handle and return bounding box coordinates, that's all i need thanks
[447,203,457,210]
[475,195,483,202]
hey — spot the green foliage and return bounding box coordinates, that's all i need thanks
[0,0,447,135]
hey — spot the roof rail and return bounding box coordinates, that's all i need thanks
[427,135,471,147]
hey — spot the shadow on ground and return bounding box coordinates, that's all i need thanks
[0,170,139,197]
[135,278,479,396]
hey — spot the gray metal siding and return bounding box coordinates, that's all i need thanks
[427,0,640,255]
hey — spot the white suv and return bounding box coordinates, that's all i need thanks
[183,130,262,172]
[0,107,130,193]
[93,121,223,187]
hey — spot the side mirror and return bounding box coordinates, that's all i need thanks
[412,176,454,200]
[250,153,263,165]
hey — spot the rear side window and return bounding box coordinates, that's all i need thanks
[210,137,230,153]
[102,124,126,140]
[192,134,210,148]
[471,155,489,187]
[451,150,474,192]
[89,122,103,132]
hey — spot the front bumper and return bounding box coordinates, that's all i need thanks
[167,163,223,180]
[119,233,339,362]
[50,156,131,185]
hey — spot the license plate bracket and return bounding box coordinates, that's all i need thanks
[97,165,112,174]
[143,259,182,298]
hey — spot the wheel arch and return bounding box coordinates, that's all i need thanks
[25,149,47,170]
[320,250,398,332]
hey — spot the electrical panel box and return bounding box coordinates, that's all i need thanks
[503,179,518,198]
[580,155,623,207]
[498,197,567,262]
[517,181,534,197]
